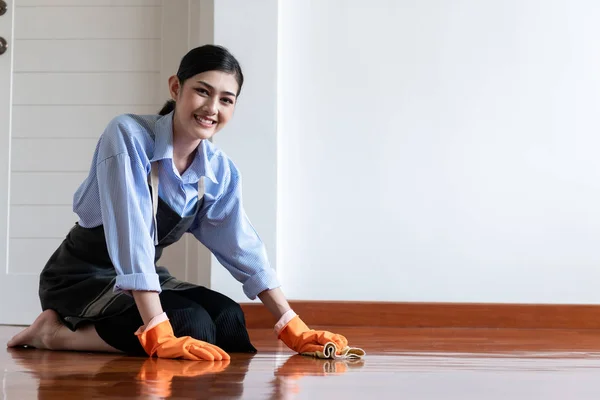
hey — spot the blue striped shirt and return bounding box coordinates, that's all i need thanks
[72,111,280,300]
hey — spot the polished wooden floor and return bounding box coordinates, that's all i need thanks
[2,325,600,399]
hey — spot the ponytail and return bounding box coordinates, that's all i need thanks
[158,99,175,115]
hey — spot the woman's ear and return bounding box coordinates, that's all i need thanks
[168,75,181,100]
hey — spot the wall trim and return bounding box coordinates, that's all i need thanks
[241,301,600,330]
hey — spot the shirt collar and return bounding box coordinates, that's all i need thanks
[186,140,219,184]
[151,111,218,184]
[151,112,173,162]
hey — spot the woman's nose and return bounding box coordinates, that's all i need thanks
[202,98,218,113]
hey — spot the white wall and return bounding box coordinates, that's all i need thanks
[208,0,279,302]
[204,0,600,305]
[277,0,600,304]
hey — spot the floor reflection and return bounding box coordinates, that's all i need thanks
[6,347,368,399]
[6,348,253,399]
[269,355,365,400]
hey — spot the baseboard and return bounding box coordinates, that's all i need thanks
[240,301,600,330]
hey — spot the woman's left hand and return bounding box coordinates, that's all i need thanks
[277,314,348,354]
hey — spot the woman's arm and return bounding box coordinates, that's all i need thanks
[132,291,165,326]
[187,161,281,301]
[257,287,292,321]
[93,117,166,326]
[95,117,161,295]
[186,156,349,354]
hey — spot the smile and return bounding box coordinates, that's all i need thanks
[194,114,216,127]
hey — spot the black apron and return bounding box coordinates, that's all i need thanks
[39,161,202,331]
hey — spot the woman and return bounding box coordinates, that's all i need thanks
[7,45,348,361]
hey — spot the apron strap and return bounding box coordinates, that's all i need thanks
[198,176,205,200]
[149,162,159,245]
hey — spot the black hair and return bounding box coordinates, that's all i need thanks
[158,44,244,115]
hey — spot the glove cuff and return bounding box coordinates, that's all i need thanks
[274,309,298,335]
[135,313,173,357]
[134,312,170,335]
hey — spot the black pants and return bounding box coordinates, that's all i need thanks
[94,286,256,356]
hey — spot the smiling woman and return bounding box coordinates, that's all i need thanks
[6,44,352,362]
[166,70,239,176]
[160,46,242,152]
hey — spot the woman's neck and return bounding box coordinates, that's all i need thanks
[172,121,201,176]
[172,143,198,176]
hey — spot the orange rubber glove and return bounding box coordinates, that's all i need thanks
[275,311,348,355]
[137,357,230,397]
[135,312,230,361]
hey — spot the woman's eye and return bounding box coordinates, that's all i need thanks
[221,98,234,104]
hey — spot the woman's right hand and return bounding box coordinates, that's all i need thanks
[135,314,230,361]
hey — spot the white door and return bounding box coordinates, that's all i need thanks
[0,0,211,325]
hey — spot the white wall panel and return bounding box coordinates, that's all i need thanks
[12,105,161,138]
[18,1,160,5]
[15,6,161,39]
[10,205,77,239]
[0,1,210,325]
[11,138,97,172]
[14,39,161,72]
[156,234,187,281]
[13,73,160,105]
[9,238,64,275]
[11,172,88,205]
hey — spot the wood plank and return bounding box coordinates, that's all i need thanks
[13,73,161,105]
[14,39,161,72]
[12,105,161,138]
[241,301,600,330]
[11,138,98,172]
[15,6,161,39]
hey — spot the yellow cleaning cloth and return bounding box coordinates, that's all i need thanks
[301,341,366,360]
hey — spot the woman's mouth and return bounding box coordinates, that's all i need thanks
[194,114,216,128]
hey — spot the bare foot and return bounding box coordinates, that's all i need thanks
[7,309,64,350]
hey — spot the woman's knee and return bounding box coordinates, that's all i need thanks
[212,301,256,352]
[213,301,246,327]
[167,307,217,344]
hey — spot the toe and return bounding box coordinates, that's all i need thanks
[7,328,32,348]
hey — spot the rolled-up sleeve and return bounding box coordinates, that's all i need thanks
[188,167,280,300]
[96,121,160,294]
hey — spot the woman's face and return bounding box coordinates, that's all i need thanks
[169,70,239,142]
